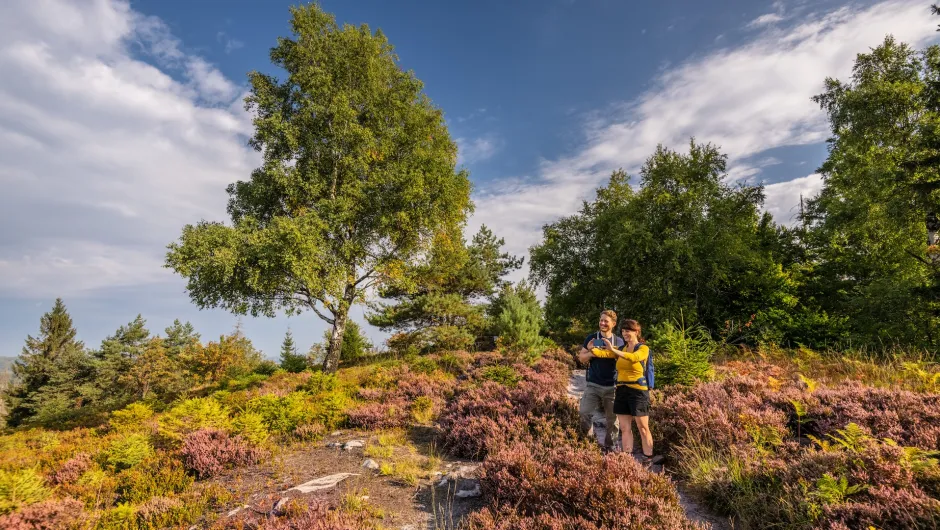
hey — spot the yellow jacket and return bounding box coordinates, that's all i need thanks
[616,344,650,391]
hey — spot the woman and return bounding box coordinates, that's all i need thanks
[601,319,662,465]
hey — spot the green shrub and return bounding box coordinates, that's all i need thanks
[232,411,270,446]
[302,371,337,394]
[158,398,232,445]
[411,396,436,424]
[438,352,471,375]
[0,468,49,514]
[103,434,155,471]
[409,356,439,375]
[480,365,521,387]
[97,502,136,529]
[109,403,155,433]
[221,373,268,391]
[253,359,280,376]
[312,391,349,430]
[490,282,544,360]
[248,392,317,435]
[649,320,715,386]
[116,456,193,504]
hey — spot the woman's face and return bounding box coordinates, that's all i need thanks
[621,328,635,341]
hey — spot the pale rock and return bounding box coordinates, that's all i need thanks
[286,473,359,494]
[361,458,380,470]
[343,439,365,451]
[455,483,482,498]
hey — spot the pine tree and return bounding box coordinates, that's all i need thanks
[92,315,151,409]
[490,282,544,357]
[163,320,200,358]
[4,299,89,426]
[279,329,307,373]
[339,320,373,363]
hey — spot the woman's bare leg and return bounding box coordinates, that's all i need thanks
[634,415,653,456]
[617,414,634,454]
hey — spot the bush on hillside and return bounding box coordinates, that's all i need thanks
[109,403,156,434]
[102,434,154,471]
[158,397,232,445]
[0,497,83,530]
[115,455,192,504]
[48,453,91,486]
[0,468,49,514]
[181,428,264,479]
[649,320,716,387]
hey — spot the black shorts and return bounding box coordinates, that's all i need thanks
[614,385,650,417]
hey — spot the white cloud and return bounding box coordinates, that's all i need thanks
[763,173,824,226]
[748,13,785,28]
[217,31,244,54]
[457,135,500,165]
[0,0,255,298]
[470,0,938,262]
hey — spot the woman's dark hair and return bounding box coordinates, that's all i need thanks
[620,319,645,343]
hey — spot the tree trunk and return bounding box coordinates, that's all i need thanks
[322,284,356,373]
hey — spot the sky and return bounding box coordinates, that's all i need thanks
[1,0,938,359]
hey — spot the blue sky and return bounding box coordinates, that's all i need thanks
[0,0,937,359]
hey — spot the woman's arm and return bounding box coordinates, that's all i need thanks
[602,339,647,362]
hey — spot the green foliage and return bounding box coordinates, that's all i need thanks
[479,365,520,388]
[0,468,49,514]
[220,373,268,391]
[165,3,473,373]
[247,393,317,436]
[410,396,435,424]
[530,144,794,345]
[103,434,155,471]
[808,473,867,506]
[109,403,155,433]
[279,329,307,373]
[97,502,136,529]
[253,359,280,376]
[490,281,544,360]
[369,225,522,352]
[181,327,261,384]
[4,298,92,427]
[232,411,270,446]
[115,456,193,504]
[158,398,232,445]
[302,372,337,394]
[649,320,715,386]
[804,36,940,350]
[91,315,153,409]
[340,320,372,363]
[409,356,439,375]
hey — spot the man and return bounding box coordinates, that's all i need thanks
[577,309,624,451]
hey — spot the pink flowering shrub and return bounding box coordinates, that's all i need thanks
[48,453,91,486]
[345,400,410,430]
[181,428,264,479]
[224,498,372,529]
[0,497,83,530]
[476,443,703,530]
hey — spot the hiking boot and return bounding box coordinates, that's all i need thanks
[639,454,664,466]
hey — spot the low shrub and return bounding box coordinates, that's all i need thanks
[221,498,373,529]
[181,428,264,479]
[109,403,156,434]
[478,443,702,529]
[408,355,439,375]
[102,433,155,471]
[159,397,233,445]
[49,453,91,486]
[247,393,316,436]
[115,455,193,504]
[649,320,715,387]
[222,373,269,391]
[0,497,83,530]
[479,365,520,387]
[0,468,49,514]
[346,401,409,430]
[410,396,436,424]
[292,423,326,442]
[301,372,337,394]
[232,411,270,446]
[135,496,187,528]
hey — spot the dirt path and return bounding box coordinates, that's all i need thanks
[567,370,732,530]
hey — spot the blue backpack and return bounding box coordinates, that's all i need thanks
[635,342,655,390]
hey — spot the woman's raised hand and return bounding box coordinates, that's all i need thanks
[601,338,615,352]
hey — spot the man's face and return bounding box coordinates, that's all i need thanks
[598,315,614,333]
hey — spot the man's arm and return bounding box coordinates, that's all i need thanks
[577,345,593,365]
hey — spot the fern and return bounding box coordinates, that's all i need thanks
[826,423,872,452]
[810,473,867,505]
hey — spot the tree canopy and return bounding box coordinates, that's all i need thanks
[165,4,472,372]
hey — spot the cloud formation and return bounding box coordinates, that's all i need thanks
[0,0,255,298]
[470,0,938,262]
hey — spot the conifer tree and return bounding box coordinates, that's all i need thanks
[279,329,307,373]
[5,299,89,426]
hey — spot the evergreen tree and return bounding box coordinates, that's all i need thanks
[5,299,89,426]
[91,315,151,409]
[340,320,373,363]
[368,225,522,351]
[163,320,201,358]
[489,281,544,355]
[279,329,307,373]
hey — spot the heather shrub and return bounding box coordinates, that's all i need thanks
[410,396,436,424]
[436,351,472,375]
[159,397,233,445]
[408,355,438,375]
[346,401,409,430]
[49,453,91,485]
[232,411,270,446]
[115,455,193,503]
[135,496,187,528]
[0,468,49,514]
[292,422,326,442]
[649,320,715,387]
[466,507,601,530]
[102,433,155,471]
[97,502,136,529]
[541,347,576,369]
[181,428,263,479]
[479,443,702,529]
[225,498,373,529]
[479,365,520,387]
[0,497,83,530]
[109,403,156,433]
